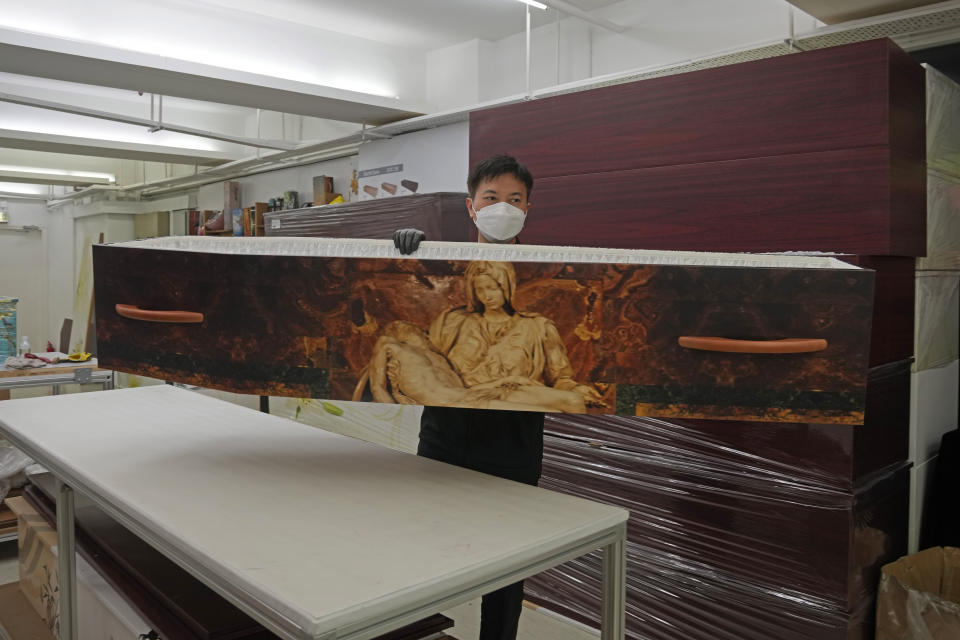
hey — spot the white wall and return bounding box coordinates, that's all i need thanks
[428,0,820,111]
[427,40,484,113]
[241,112,360,145]
[0,200,48,353]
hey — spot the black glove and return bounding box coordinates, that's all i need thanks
[393,228,426,255]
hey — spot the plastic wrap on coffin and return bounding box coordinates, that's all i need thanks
[527,424,910,640]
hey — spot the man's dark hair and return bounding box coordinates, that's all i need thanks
[467,154,533,199]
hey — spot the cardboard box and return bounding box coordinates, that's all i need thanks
[6,496,59,632]
[0,582,55,639]
[6,496,153,640]
[876,546,960,639]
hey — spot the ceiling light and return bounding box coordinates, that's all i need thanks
[0,182,47,195]
[0,165,116,183]
[516,0,548,10]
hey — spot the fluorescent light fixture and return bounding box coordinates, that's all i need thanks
[516,0,548,9]
[0,164,116,183]
[0,182,47,195]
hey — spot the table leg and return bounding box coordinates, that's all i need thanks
[601,533,626,640]
[56,480,78,640]
[52,384,61,396]
[104,371,114,391]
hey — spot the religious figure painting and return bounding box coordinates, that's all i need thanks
[356,261,605,413]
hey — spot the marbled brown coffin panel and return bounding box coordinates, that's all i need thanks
[93,245,874,423]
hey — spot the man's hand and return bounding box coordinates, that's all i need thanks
[393,228,426,255]
[574,384,607,408]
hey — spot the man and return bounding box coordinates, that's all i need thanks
[393,154,541,640]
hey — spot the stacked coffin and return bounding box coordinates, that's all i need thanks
[469,38,926,639]
[909,66,960,550]
[263,192,471,242]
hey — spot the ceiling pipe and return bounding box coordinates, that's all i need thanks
[0,91,299,151]
[46,130,368,205]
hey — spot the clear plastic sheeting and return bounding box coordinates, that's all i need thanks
[926,66,960,179]
[262,192,471,242]
[917,171,960,272]
[528,414,911,640]
[112,236,863,270]
[914,271,960,371]
[526,542,867,640]
[0,446,36,502]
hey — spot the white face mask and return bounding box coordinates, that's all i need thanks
[472,201,527,243]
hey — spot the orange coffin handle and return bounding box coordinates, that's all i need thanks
[115,304,204,324]
[678,337,827,354]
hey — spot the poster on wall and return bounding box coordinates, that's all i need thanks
[357,163,417,200]
[94,238,875,425]
[356,122,469,200]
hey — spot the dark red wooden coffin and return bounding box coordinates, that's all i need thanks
[93,238,874,424]
[262,193,471,241]
[470,39,926,256]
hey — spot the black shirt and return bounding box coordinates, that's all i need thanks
[418,406,544,486]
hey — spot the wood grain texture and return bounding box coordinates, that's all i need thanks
[471,40,908,178]
[519,147,918,255]
[527,466,908,640]
[263,193,471,242]
[838,256,915,366]
[470,39,926,256]
[93,245,874,423]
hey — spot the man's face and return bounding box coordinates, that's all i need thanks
[466,173,530,224]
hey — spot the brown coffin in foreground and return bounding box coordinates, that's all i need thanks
[93,237,874,424]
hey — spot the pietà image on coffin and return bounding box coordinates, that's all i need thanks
[92,237,875,424]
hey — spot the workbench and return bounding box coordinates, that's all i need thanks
[0,361,113,400]
[0,386,628,640]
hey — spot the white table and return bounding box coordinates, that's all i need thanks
[0,386,627,640]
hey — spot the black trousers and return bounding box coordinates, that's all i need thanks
[417,407,544,640]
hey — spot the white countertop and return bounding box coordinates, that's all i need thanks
[0,386,627,639]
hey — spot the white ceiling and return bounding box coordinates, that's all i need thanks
[188,0,623,49]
